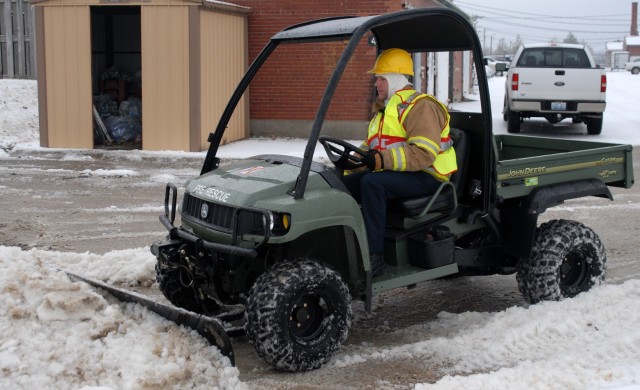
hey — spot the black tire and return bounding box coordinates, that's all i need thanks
[244,259,352,372]
[503,97,508,121]
[632,67,640,75]
[586,116,603,135]
[507,109,521,133]
[155,255,220,314]
[516,219,606,304]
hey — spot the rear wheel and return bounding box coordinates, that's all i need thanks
[244,259,352,372]
[586,116,603,135]
[507,109,521,133]
[632,67,640,75]
[517,219,606,304]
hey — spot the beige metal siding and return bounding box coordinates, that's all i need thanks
[33,0,247,152]
[42,6,92,148]
[141,5,191,151]
[199,9,248,150]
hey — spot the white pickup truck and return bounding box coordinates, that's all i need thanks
[503,43,606,134]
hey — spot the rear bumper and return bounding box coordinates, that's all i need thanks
[511,100,605,114]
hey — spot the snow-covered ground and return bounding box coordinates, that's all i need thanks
[1,72,640,389]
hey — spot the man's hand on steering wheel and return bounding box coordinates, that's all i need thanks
[363,149,383,171]
[318,136,368,170]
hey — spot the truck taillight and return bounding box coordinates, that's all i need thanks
[601,75,607,93]
[511,73,519,91]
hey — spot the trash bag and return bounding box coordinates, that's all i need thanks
[93,94,118,119]
[119,98,142,120]
[104,116,141,143]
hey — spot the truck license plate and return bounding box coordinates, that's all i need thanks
[551,102,566,110]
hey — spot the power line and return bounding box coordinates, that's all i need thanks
[480,25,626,42]
[477,17,627,35]
[482,16,628,27]
[455,0,629,20]
[454,0,634,52]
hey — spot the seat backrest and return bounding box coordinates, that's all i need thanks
[386,127,470,220]
[525,55,537,66]
[448,127,469,197]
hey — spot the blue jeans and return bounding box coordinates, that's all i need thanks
[343,170,441,253]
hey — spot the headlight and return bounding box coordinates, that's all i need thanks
[238,209,291,237]
[268,212,291,236]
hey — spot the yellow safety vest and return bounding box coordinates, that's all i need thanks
[366,89,457,181]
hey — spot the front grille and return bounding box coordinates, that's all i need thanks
[182,193,235,232]
[181,193,267,236]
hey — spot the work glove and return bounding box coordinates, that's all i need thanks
[363,149,383,171]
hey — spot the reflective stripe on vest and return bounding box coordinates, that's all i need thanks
[366,90,457,181]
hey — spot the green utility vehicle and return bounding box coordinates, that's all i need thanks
[150,8,634,371]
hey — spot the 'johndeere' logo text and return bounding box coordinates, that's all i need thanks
[508,166,546,178]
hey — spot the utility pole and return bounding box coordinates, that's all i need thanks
[483,29,486,54]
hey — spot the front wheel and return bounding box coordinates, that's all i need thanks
[517,219,606,304]
[244,259,352,372]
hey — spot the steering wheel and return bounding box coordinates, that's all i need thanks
[318,136,368,170]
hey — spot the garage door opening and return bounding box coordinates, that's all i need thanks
[90,6,142,149]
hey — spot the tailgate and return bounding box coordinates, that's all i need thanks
[511,68,604,101]
[495,135,634,200]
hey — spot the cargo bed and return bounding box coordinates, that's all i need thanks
[495,135,634,199]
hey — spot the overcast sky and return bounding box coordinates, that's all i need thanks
[451,0,638,54]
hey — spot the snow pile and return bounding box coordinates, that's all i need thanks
[338,280,640,388]
[79,168,139,177]
[0,79,39,154]
[0,246,245,390]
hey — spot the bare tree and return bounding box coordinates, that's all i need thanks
[564,32,580,44]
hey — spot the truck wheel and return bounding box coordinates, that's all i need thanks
[516,219,606,304]
[244,259,352,372]
[502,97,508,121]
[586,116,603,135]
[632,67,640,75]
[155,257,220,314]
[507,109,521,133]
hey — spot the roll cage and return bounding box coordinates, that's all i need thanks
[200,7,493,212]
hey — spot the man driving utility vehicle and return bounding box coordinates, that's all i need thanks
[343,48,457,276]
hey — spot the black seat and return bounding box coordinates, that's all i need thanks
[389,128,469,218]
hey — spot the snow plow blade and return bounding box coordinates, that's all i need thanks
[65,270,236,365]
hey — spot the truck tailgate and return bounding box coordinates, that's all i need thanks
[495,135,634,199]
[511,68,604,101]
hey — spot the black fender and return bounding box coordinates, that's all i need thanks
[499,179,612,259]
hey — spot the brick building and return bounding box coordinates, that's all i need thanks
[625,2,640,58]
[232,0,466,139]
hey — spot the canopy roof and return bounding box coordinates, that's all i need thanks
[272,7,475,53]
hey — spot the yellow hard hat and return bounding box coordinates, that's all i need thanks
[368,48,414,76]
